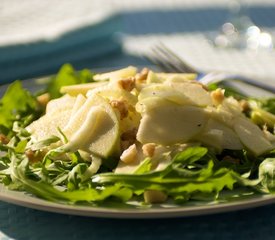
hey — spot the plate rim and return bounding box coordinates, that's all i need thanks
[1,183,275,218]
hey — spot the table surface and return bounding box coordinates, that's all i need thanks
[1,1,275,239]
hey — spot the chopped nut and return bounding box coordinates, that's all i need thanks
[142,143,156,157]
[25,149,40,163]
[110,99,128,119]
[120,144,138,164]
[239,99,250,112]
[135,68,149,84]
[0,134,9,144]
[144,190,168,204]
[118,77,135,91]
[25,149,45,163]
[37,93,50,107]
[141,67,149,76]
[211,88,225,105]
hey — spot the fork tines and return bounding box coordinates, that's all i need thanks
[146,42,197,73]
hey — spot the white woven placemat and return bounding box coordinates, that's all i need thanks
[123,33,275,85]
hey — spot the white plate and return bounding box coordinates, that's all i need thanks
[1,77,275,219]
[1,183,275,218]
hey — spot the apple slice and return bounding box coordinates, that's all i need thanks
[136,96,182,114]
[27,95,77,141]
[138,84,194,106]
[87,84,137,106]
[62,94,120,158]
[195,128,223,152]
[70,94,86,117]
[166,81,213,107]
[26,110,72,142]
[233,117,273,156]
[46,94,76,114]
[60,81,108,96]
[155,73,197,82]
[146,71,162,83]
[93,66,137,82]
[137,105,209,145]
[195,119,243,151]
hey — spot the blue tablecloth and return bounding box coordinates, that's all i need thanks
[0,201,275,240]
[1,3,275,240]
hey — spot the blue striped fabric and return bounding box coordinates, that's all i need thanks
[0,14,122,84]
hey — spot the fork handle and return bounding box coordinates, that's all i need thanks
[199,73,275,94]
[224,74,275,94]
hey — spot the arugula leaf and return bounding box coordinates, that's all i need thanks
[134,158,152,174]
[0,81,40,135]
[28,136,60,151]
[258,158,275,192]
[253,98,275,114]
[215,149,256,176]
[0,145,238,204]
[248,99,275,129]
[92,147,238,202]
[47,64,94,99]
[17,155,132,203]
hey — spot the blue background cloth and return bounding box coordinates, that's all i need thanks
[0,201,275,240]
[0,14,123,84]
[2,5,275,83]
[1,4,275,240]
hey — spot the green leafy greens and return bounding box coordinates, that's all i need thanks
[0,81,40,135]
[0,140,241,204]
[1,65,275,206]
[46,64,94,99]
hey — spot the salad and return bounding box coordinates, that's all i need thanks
[1,64,275,206]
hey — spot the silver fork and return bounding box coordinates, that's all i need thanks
[146,43,275,94]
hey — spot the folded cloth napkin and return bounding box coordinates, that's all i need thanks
[0,1,122,84]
